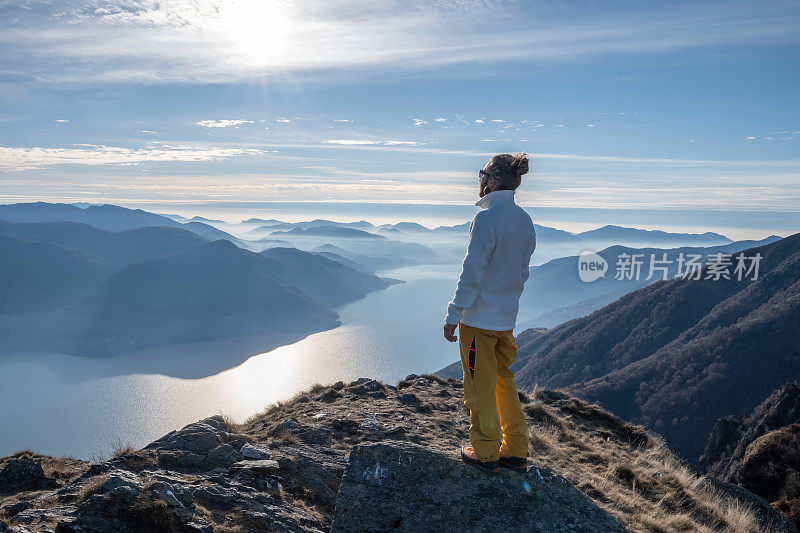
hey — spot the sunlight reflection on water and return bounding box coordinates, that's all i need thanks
[0,264,475,459]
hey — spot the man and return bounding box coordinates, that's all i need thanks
[443,152,536,474]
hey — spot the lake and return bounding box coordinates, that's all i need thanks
[0,263,540,460]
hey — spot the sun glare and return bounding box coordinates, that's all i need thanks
[215,0,294,64]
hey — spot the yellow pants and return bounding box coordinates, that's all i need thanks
[458,322,529,462]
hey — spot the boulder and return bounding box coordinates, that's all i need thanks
[737,423,800,503]
[0,458,57,493]
[331,441,628,533]
[702,476,797,533]
[240,443,271,460]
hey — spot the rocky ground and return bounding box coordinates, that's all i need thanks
[0,374,794,532]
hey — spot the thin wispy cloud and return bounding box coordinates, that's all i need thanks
[323,140,423,146]
[196,119,254,128]
[0,144,273,171]
[2,1,797,84]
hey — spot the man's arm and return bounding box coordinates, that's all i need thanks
[445,210,496,325]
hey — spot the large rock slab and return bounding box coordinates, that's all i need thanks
[331,441,628,533]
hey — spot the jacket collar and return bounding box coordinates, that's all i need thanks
[475,189,515,209]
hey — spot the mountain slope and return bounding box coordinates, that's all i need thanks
[517,237,780,327]
[0,234,115,313]
[0,376,781,533]
[259,247,398,308]
[507,233,800,464]
[700,382,800,481]
[51,240,340,355]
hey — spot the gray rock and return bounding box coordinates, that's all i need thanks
[240,442,271,460]
[13,504,76,526]
[275,418,301,434]
[145,420,224,455]
[701,476,797,533]
[331,441,628,533]
[0,459,57,493]
[2,501,33,517]
[185,519,214,532]
[192,484,241,508]
[101,469,143,495]
[231,459,281,474]
[359,420,384,441]
[299,426,332,446]
[205,443,242,468]
[398,393,422,407]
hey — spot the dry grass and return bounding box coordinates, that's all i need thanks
[2,449,88,483]
[525,384,767,533]
[75,474,111,503]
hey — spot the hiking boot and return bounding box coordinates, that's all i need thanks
[498,455,528,473]
[460,446,500,473]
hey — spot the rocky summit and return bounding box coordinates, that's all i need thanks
[331,441,626,532]
[0,374,790,532]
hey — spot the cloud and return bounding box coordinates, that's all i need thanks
[275,117,291,123]
[434,117,447,122]
[323,139,422,146]
[54,119,69,123]
[196,119,254,128]
[0,143,273,171]
[3,1,798,85]
[474,119,485,123]
[412,119,428,126]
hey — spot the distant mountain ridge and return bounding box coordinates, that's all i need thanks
[269,226,387,239]
[517,236,781,328]
[0,202,241,244]
[0,217,397,357]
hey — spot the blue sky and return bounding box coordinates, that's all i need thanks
[0,0,798,237]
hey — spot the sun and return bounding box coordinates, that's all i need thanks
[215,0,295,65]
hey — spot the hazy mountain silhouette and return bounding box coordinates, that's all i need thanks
[1,225,395,357]
[269,226,386,239]
[248,219,377,234]
[575,225,731,246]
[312,250,374,273]
[0,202,241,244]
[258,247,401,308]
[49,240,341,356]
[516,236,781,328]
[0,220,208,266]
[0,234,115,313]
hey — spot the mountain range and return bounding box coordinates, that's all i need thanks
[517,236,781,328]
[0,202,241,244]
[0,218,397,357]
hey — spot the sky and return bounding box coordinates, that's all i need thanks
[0,0,798,238]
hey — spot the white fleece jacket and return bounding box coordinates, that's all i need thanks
[445,189,536,331]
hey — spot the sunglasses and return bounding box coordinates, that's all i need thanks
[478,169,498,182]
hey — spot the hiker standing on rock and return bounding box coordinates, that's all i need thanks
[443,152,536,474]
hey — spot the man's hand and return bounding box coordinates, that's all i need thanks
[443,323,458,342]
